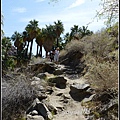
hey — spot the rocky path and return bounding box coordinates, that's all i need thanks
[46,67,88,120]
[48,78,86,120]
[25,62,92,120]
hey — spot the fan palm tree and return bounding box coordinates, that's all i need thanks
[36,28,45,57]
[22,30,30,57]
[25,19,40,59]
[54,20,64,47]
[11,31,24,53]
[63,32,70,45]
[70,25,79,40]
[79,26,93,38]
[43,24,56,57]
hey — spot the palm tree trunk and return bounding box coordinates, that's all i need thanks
[36,44,39,57]
[46,51,48,58]
[29,39,33,59]
[39,47,41,57]
[40,45,42,57]
[25,41,29,57]
[57,38,59,47]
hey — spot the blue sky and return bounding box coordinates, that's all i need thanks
[2,0,106,56]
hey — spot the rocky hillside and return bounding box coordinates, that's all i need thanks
[2,56,118,120]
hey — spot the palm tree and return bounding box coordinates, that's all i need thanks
[70,25,79,40]
[36,28,45,57]
[22,31,30,57]
[79,26,93,38]
[11,31,24,53]
[54,20,64,47]
[43,25,56,57]
[63,32,70,45]
[25,19,40,59]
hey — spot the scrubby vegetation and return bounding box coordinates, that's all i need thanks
[60,22,118,119]
[2,74,37,120]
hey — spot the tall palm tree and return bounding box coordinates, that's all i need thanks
[36,28,45,57]
[25,19,40,59]
[54,20,64,47]
[43,25,56,57]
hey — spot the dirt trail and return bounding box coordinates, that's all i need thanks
[47,76,87,120]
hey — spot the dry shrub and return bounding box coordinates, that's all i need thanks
[2,76,36,120]
[65,39,84,53]
[81,28,118,91]
[60,39,84,58]
[81,29,117,58]
[84,60,118,91]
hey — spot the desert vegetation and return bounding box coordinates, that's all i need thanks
[59,22,118,119]
[2,0,118,119]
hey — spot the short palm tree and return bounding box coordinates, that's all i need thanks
[11,31,24,53]
[70,25,79,40]
[79,26,93,38]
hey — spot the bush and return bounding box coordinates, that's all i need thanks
[84,60,118,91]
[2,75,36,120]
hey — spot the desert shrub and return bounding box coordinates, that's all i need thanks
[81,28,118,58]
[2,76,37,120]
[82,27,118,91]
[65,39,84,53]
[59,40,85,67]
[84,60,118,91]
[60,39,84,59]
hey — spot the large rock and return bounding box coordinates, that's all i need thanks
[48,76,67,89]
[26,62,56,76]
[26,98,53,120]
[70,83,92,101]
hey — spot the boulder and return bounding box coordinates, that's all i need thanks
[70,83,92,101]
[26,98,53,120]
[48,76,67,89]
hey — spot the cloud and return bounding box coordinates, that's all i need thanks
[68,0,85,9]
[13,7,27,13]
[34,0,45,2]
